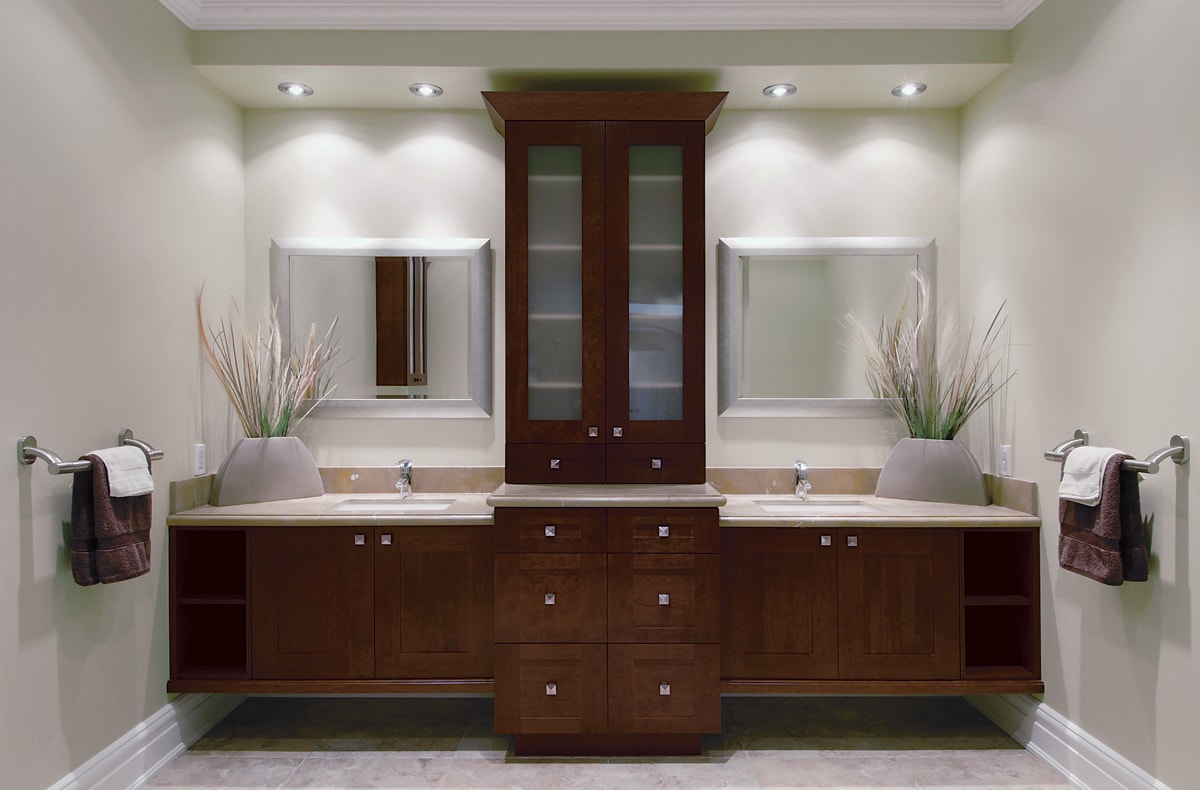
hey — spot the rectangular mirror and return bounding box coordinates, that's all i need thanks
[717,237,936,418]
[271,237,492,418]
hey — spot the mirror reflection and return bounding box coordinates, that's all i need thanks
[271,238,492,418]
[717,237,936,417]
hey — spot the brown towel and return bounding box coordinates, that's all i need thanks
[70,453,152,585]
[1059,452,1148,585]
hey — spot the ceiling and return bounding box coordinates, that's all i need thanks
[164,1,1045,110]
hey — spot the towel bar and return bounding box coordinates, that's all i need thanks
[1044,429,1189,474]
[17,429,165,475]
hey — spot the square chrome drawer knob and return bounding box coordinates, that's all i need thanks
[613,426,623,438]
[380,533,392,546]
[544,525,556,537]
[651,458,662,469]
[354,534,366,546]
[588,426,599,437]
[659,683,671,696]
[545,682,557,696]
[847,535,859,547]
[549,458,561,470]
[820,535,832,547]
[544,593,556,606]
[658,593,670,606]
[658,525,670,538]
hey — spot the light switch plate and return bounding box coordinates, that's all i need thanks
[193,443,206,476]
[999,444,1012,477]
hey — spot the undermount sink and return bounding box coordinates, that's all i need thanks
[754,498,880,516]
[328,497,455,514]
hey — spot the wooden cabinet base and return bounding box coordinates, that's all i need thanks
[166,678,494,695]
[514,733,702,757]
[721,678,1044,695]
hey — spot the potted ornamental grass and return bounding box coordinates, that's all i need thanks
[847,270,1012,505]
[197,290,340,506]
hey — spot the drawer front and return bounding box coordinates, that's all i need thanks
[495,508,606,554]
[495,643,607,734]
[608,643,720,734]
[495,554,607,643]
[607,508,718,554]
[506,443,605,484]
[605,443,705,484]
[608,554,719,644]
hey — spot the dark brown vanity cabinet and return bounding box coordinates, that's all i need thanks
[493,507,721,752]
[169,524,493,692]
[720,526,1042,694]
[483,92,725,485]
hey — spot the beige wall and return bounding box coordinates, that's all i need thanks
[244,107,962,470]
[961,0,1200,784]
[0,0,244,786]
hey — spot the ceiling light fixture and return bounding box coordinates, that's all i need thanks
[277,82,314,97]
[763,83,797,98]
[891,82,927,98]
[409,83,444,98]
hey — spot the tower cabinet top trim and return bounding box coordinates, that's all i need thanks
[481,91,728,136]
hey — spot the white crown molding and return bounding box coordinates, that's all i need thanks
[159,0,1043,31]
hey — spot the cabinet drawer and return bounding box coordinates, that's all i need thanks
[495,508,606,554]
[506,444,605,484]
[608,554,719,643]
[495,643,607,734]
[607,508,717,554]
[608,643,720,733]
[495,554,607,643]
[605,444,704,484]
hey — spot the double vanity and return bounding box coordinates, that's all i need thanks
[167,468,1042,755]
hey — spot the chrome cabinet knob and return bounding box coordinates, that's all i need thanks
[354,533,366,546]
[545,682,557,696]
[651,458,662,469]
[544,525,556,538]
[380,533,392,546]
[612,426,623,438]
[820,535,832,547]
[549,458,561,470]
[658,525,670,538]
[588,426,599,437]
[545,593,556,605]
[659,682,671,696]
[658,593,670,606]
[847,535,859,547]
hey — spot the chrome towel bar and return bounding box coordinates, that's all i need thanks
[1044,428,1189,474]
[17,429,165,475]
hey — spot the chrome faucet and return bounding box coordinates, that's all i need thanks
[395,459,413,498]
[794,460,812,499]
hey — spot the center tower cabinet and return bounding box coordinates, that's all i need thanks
[483,91,728,755]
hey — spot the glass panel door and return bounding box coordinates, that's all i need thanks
[627,145,684,422]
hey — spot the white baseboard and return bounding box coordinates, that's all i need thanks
[968,694,1167,790]
[50,693,245,790]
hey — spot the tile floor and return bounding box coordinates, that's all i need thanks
[144,696,1072,789]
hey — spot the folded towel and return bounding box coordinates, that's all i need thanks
[1058,445,1122,506]
[70,452,152,586]
[89,445,154,497]
[1059,452,1148,585]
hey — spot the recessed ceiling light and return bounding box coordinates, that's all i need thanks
[763,83,797,98]
[409,83,444,98]
[277,82,314,97]
[891,82,927,98]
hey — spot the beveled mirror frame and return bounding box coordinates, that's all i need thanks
[717,236,936,418]
[271,237,493,418]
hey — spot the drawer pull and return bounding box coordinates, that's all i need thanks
[658,593,670,606]
[613,426,624,438]
[380,533,392,546]
[658,525,670,538]
[545,682,557,696]
[659,682,671,696]
[847,535,859,548]
[544,525,556,538]
[588,426,599,437]
[354,533,366,546]
[545,593,556,605]
[651,458,662,469]
[549,458,561,470]
[820,534,832,547]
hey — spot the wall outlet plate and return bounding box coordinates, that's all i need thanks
[999,444,1012,477]
[193,443,206,476]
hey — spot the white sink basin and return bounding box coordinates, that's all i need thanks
[754,498,880,516]
[329,497,455,514]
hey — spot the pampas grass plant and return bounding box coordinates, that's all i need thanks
[197,290,340,438]
[847,270,1012,441]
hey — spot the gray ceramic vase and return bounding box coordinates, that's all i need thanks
[209,436,324,506]
[874,437,988,506]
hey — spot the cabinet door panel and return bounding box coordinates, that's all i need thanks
[838,528,960,680]
[251,528,374,679]
[608,554,719,644]
[495,553,607,643]
[374,527,493,679]
[608,644,720,733]
[495,643,607,734]
[720,529,839,679]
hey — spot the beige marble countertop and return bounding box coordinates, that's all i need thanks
[167,492,495,527]
[487,483,726,508]
[719,493,1039,528]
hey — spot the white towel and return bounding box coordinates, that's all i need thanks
[89,446,154,497]
[1058,446,1122,506]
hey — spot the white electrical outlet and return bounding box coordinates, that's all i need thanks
[999,444,1013,477]
[193,443,207,476]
